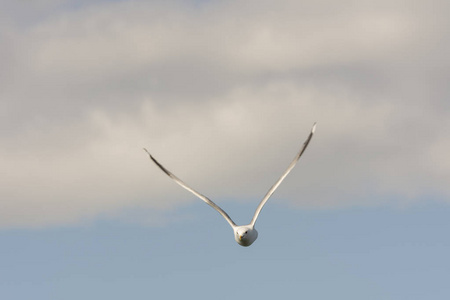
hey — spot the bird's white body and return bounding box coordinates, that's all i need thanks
[144,123,316,247]
[234,226,258,247]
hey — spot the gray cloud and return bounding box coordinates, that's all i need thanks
[1,0,449,228]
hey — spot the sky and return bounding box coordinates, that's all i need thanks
[1,0,450,299]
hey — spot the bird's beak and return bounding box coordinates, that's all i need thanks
[239,235,243,241]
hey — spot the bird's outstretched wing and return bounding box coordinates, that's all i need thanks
[144,149,237,228]
[250,123,316,227]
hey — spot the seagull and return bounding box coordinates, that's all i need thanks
[144,123,316,246]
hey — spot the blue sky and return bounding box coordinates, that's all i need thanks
[1,0,450,299]
[2,204,450,299]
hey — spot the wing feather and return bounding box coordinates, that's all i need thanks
[144,149,236,228]
[250,123,316,227]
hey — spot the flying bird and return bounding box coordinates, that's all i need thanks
[144,123,316,246]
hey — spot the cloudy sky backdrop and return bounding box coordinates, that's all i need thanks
[1,0,450,299]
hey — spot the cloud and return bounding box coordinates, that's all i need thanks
[1,0,449,228]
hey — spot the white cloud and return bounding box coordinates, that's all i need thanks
[1,0,449,228]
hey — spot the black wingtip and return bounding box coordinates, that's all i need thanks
[143,148,154,160]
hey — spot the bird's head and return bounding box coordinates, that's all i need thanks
[234,226,258,247]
